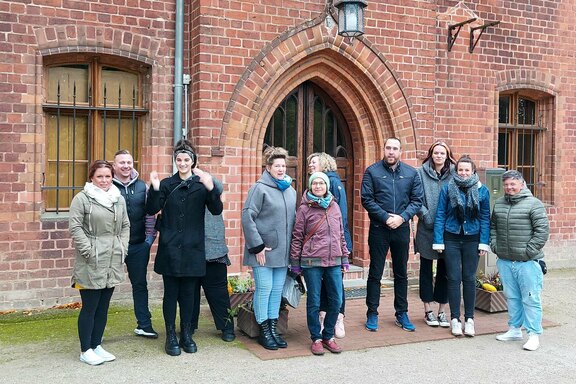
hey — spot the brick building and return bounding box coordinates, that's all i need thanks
[1,0,575,310]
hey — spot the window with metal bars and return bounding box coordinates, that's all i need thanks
[42,54,149,213]
[498,91,553,203]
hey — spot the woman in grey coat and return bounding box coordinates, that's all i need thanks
[414,141,456,328]
[242,146,296,350]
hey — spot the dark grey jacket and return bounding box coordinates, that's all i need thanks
[242,170,296,268]
[490,188,549,262]
[414,161,453,260]
[361,160,423,226]
[205,177,229,261]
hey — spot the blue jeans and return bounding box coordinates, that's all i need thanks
[303,266,343,341]
[444,232,480,320]
[497,259,544,335]
[252,266,287,324]
[366,224,410,316]
[125,241,153,328]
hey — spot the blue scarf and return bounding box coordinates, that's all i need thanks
[306,191,333,209]
[272,174,293,191]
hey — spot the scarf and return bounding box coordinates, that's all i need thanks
[447,170,480,223]
[83,182,121,208]
[272,174,293,191]
[306,191,333,209]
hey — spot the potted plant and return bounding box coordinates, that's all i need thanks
[227,274,255,312]
[475,271,507,313]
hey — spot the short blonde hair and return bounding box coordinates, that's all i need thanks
[307,152,337,172]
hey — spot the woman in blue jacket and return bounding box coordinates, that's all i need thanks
[433,155,490,338]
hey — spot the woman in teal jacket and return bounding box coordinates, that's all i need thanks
[433,155,490,338]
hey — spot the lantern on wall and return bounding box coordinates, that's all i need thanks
[333,0,368,38]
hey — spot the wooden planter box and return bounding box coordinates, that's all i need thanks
[237,306,289,338]
[229,292,254,312]
[475,288,507,313]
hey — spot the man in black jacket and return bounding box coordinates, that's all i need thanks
[361,137,423,332]
[113,150,158,339]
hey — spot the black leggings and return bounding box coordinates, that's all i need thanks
[162,275,200,328]
[78,287,114,352]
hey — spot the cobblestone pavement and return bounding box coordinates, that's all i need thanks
[1,269,575,384]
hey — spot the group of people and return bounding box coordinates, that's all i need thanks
[362,138,548,352]
[68,136,549,365]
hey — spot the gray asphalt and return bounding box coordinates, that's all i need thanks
[1,268,575,384]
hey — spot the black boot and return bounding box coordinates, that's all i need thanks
[258,320,278,350]
[179,323,197,353]
[165,325,181,356]
[269,318,287,348]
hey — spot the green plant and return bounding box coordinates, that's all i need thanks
[476,271,503,291]
[227,274,255,294]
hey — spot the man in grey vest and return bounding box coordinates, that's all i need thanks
[113,150,158,338]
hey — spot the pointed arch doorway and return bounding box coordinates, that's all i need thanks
[263,81,354,256]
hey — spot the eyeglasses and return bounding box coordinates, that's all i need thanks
[311,181,326,186]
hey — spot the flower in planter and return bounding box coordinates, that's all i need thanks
[476,271,503,291]
[227,274,255,294]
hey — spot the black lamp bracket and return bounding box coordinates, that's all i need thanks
[447,18,476,52]
[469,21,500,53]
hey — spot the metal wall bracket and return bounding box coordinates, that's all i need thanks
[447,18,476,52]
[469,21,500,53]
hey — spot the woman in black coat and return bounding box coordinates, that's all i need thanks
[147,139,223,356]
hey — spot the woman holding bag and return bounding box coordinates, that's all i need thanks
[290,172,349,356]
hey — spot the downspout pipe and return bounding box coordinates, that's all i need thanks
[173,0,184,146]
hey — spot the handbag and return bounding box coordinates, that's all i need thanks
[282,270,306,308]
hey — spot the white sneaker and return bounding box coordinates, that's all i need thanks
[464,318,475,337]
[496,326,523,341]
[93,345,116,362]
[80,349,105,366]
[523,334,540,351]
[451,318,462,336]
[335,313,345,338]
[319,311,326,334]
[438,312,450,328]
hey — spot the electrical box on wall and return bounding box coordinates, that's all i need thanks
[477,168,506,275]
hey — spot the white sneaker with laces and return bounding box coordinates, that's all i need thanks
[523,334,540,351]
[424,311,439,327]
[437,312,450,328]
[80,348,105,366]
[335,313,345,338]
[451,318,462,336]
[93,345,116,362]
[464,318,475,337]
[496,326,523,341]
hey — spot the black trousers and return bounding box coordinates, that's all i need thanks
[191,261,233,332]
[162,275,200,329]
[78,287,114,352]
[419,257,448,304]
[366,224,410,316]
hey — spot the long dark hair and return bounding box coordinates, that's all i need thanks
[422,141,457,175]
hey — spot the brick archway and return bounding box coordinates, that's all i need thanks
[221,20,417,267]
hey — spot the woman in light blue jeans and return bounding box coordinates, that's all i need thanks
[242,146,296,351]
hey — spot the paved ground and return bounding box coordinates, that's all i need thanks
[1,268,575,384]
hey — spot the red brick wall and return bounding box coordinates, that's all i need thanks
[1,0,575,310]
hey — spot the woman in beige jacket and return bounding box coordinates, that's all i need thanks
[69,160,130,366]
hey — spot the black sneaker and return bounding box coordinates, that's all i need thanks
[134,326,159,339]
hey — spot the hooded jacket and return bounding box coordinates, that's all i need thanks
[242,170,296,268]
[290,192,349,268]
[69,187,130,289]
[490,188,549,261]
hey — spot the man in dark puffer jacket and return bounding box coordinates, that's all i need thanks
[490,170,549,351]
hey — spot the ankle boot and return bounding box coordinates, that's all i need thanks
[268,318,287,348]
[179,322,197,353]
[165,325,181,356]
[258,320,278,350]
